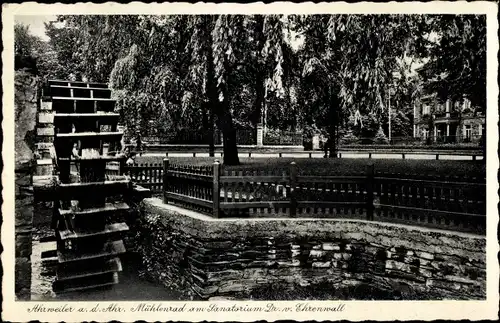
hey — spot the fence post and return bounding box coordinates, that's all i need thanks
[165,152,168,158]
[163,158,169,204]
[402,153,406,160]
[366,163,374,221]
[435,154,439,160]
[213,160,220,218]
[289,162,297,217]
[368,152,372,159]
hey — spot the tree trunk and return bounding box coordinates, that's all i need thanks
[217,104,239,165]
[253,69,266,126]
[251,16,266,127]
[327,125,338,158]
[206,34,239,165]
[208,110,215,157]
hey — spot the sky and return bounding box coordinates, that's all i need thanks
[15,15,57,41]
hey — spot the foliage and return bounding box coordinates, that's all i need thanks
[373,127,390,144]
[339,130,359,145]
[390,110,412,138]
[15,23,38,60]
[49,15,144,82]
[295,14,432,156]
[15,23,59,79]
[263,128,303,146]
[39,14,484,156]
[347,112,380,140]
[44,19,82,79]
[419,15,486,108]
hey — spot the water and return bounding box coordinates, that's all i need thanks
[31,239,57,300]
[30,227,185,301]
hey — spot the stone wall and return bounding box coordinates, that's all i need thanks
[14,69,39,299]
[137,198,486,300]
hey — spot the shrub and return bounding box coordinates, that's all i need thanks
[340,130,359,145]
[373,127,389,144]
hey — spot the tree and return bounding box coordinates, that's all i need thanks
[209,15,241,164]
[108,16,194,147]
[183,15,246,164]
[48,15,244,163]
[44,19,82,79]
[242,15,300,131]
[15,23,37,60]
[389,67,423,138]
[15,23,60,80]
[43,14,446,160]
[51,15,144,82]
[297,15,431,155]
[419,15,486,108]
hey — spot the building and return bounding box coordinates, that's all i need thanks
[413,93,485,144]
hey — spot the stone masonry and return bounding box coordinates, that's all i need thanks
[138,198,486,300]
[14,69,38,299]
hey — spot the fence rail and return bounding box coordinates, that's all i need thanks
[127,160,485,234]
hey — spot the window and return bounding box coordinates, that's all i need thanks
[422,129,429,139]
[463,98,471,111]
[422,105,430,116]
[465,125,472,142]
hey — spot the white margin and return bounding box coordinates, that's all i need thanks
[2,2,499,322]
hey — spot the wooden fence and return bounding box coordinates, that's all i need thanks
[126,160,486,234]
[124,163,164,193]
[163,161,214,214]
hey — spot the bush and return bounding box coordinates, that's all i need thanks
[340,130,359,145]
[373,127,389,144]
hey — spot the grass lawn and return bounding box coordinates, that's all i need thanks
[134,156,486,180]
